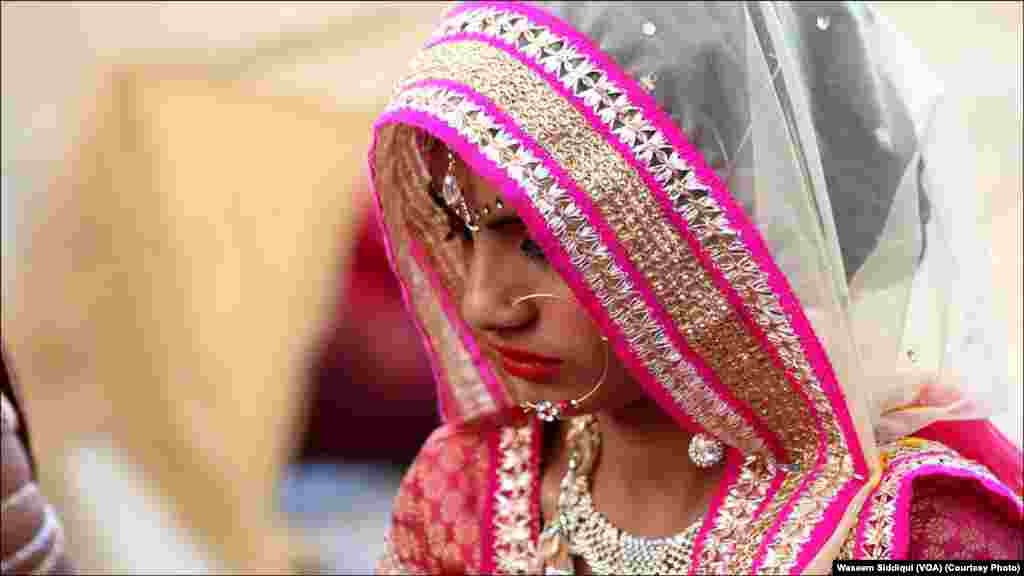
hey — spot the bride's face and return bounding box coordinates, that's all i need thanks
[436,152,644,415]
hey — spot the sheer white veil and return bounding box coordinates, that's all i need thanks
[541,0,1014,444]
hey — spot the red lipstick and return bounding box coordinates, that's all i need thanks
[493,344,562,382]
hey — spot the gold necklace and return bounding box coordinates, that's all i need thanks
[538,416,702,575]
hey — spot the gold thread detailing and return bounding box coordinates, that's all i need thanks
[839,440,1020,560]
[493,425,537,574]
[693,455,775,572]
[384,73,847,573]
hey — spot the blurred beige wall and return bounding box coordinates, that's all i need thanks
[1,2,450,571]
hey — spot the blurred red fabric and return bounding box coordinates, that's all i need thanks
[300,214,438,464]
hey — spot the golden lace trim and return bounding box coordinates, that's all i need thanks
[491,424,537,574]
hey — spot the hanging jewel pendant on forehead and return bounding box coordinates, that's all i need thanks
[441,150,480,231]
[439,148,508,231]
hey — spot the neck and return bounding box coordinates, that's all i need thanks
[587,398,723,536]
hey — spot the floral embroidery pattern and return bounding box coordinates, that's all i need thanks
[382,426,489,573]
[491,424,537,574]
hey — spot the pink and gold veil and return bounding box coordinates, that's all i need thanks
[370,2,1022,572]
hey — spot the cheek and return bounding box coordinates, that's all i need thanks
[600,353,647,406]
[558,309,646,405]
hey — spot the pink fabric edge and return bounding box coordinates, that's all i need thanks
[421,32,779,459]
[481,421,501,574]
[754,472,788,521]
[407,237,509,413]
[367,127,459,422]
[687,449,744,574]
[378,88,708,438]
[918,420,1024,497]
[798,480,866,568]
[454,4,872,570]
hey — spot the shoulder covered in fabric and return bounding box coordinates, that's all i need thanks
[843,438,1023,560]
[377,421,496,575]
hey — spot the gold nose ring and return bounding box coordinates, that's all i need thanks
[510,293,609,422]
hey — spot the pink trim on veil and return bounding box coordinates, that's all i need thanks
[408,237,509,414]
[481,424,501,574]
[849,442,1023,560]
[890,464,1022,557]
[917,420,1023,497]
[687,449,744,573]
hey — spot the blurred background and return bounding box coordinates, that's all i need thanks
[1,1,1020,573]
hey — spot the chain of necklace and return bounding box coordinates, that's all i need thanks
[539,415,702,575]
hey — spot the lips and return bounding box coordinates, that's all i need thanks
[493,344,562,382]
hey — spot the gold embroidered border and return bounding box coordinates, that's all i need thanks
[694,455,776,572]
[492,424,537,574]
[745,456,849,573]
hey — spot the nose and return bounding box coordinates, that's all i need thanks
[460,238,533,334]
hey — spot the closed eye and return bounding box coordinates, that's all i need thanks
[483,215,525,231]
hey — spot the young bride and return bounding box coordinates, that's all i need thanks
[368,2,1022,573]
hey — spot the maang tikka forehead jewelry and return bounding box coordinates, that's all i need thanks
[440,149,506,232]
[510,293,609,423]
